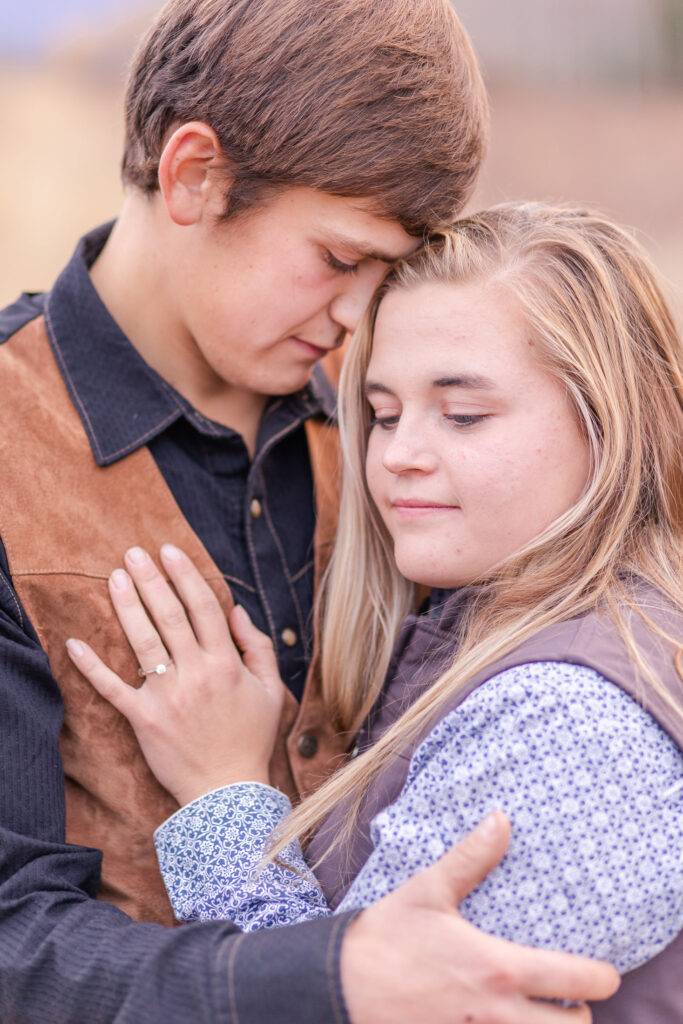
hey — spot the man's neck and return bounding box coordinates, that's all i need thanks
[88,196,266,455]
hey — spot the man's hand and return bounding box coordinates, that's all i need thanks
[341,812,619,1024]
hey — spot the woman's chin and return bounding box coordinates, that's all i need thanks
[399,562,477,591]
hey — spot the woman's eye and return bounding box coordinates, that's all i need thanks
[369,415,400,431]
[445,414,487,428]
[323,250,359,275]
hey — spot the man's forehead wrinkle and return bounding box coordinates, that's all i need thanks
[322,228,410,264]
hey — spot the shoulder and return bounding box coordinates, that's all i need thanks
[408,661,681,789]
[394,662,683,971]
[0,293,46,345]
[0,538,42,641]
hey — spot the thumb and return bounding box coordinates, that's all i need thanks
[414,811,511,908]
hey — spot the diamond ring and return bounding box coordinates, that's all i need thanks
[137,660,174,678]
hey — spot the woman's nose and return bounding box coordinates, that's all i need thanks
[328,262,388,334]
[381,424,437,475]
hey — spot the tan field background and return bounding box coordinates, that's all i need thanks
[1,1,682,320]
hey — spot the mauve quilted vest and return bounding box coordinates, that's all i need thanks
[309,586,683,1023]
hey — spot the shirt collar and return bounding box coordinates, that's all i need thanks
[44,222,335,467]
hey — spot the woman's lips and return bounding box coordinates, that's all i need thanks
[391,500,460,517]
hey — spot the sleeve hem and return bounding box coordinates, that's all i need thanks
[154,782,289,838]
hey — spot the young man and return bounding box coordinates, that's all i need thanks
[0,0,617,1020]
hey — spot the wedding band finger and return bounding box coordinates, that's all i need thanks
[137,659,174,678]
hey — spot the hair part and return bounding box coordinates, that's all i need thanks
[267,202,683,868]
[121,0,489,234]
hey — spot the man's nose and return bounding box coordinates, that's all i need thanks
[328,262,388,334]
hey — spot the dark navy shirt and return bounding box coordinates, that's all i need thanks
[0,226,351,1024]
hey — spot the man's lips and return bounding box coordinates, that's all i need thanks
[290,336,337,359]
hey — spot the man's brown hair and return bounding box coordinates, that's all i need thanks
[122,0,488,234]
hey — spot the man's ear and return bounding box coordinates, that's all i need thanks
[158,122,230,226]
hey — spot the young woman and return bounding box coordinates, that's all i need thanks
[68,203,683,1013]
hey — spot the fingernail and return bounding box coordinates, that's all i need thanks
[126,546,148,565]
[66,638,84,657]
[110,569,129,591]
[233,604,250,621]
[478,812,501,843]
[161,543,183,561]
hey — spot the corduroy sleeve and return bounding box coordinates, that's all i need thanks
[0,565,352,1024]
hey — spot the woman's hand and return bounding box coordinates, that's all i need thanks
[66,544,286,807]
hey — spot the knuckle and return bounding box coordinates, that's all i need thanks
[214,658,239,684]
[486,962,517,996]
[135,559,159,582]
[450,845,481,880]
[193,677,214,699]
[78,649,98,672]
[160,604,187,630]
[195,593,222,618]
[135,634,162,657]
[560,962,594,996]
[184,659,214,689]
[94,676,115,700]
[116,585,142,609]
[175,556,194,577]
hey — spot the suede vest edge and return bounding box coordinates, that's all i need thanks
[0,315,346,923]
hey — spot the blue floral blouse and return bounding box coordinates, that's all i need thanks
[155,662,683,973]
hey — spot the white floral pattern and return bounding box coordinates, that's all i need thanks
[155,783,329,928]
[154,662,683,973]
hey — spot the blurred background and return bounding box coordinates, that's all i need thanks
[1,0,682,315]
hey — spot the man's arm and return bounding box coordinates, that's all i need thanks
[0,572,348,1023]
[341,814,619,1024]
[0,569,618,1023]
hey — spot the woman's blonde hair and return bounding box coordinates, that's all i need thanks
[272,202,683,864]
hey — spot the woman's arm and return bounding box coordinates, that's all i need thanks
[339,661,683,974]
[65,544,335,929]
[152,655,683,967]
[153,781,331,928]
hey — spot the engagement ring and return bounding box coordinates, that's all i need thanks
[137,660,173,678]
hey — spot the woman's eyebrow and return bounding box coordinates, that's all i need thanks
[364,375,497,396]
[364,381,395,397]
[433,374,496,390]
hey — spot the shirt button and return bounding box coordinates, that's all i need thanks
[281,628,298,648]
[297,733,319,759]
[249,498,262,519]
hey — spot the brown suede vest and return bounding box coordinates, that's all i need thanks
[309,589,683,1022]
[0,315,348,924]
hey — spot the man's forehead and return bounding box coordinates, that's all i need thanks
[322,225,419,263]
[311,193,419,261]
